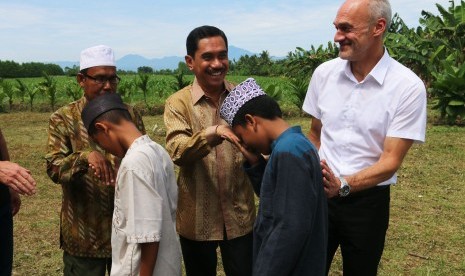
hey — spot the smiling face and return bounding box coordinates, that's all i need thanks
[185,36,229,94]
[333,0,377,62]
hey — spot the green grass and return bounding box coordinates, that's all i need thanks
[1,110,464,275]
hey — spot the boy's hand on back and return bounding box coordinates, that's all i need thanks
[88,151,115,186]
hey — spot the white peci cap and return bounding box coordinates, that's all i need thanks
[79,45,116,71]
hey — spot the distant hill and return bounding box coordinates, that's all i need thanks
[54,45,256,71]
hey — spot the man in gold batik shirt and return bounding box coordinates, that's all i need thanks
[45,45,145,276]
[164,26,255,276]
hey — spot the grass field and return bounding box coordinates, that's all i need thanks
[1,109,464,275]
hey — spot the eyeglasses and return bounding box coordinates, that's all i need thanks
[84,74,121,85]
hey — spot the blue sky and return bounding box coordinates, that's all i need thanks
[0,0,453,63]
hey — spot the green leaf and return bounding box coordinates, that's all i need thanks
[449,100,465,106]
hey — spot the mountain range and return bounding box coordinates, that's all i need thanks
[55,45,256,71]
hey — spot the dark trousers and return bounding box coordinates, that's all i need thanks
[180,232,253,276]
[0,189,12,276]
[63,251,111,276]
[326,186,390,276]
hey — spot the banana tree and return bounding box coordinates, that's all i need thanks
[431,61,465,124]
[16,79,41,111]
[385,14,432,86]
[422,0,465,124]
[39,72,58,111]
[64,80,82,101]
[1,81,15,111]
[136,73,151,109]
[118,79,135,103]
[284,43,338,79]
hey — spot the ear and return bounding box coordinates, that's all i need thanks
[185,55,194,71]
[94,122,110,135]
[77,73,85,88]
[244,114,257,130]
[373,17,387,38]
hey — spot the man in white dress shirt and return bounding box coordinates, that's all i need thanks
[302,0,427,275]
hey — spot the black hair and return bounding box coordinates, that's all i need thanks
[87,109,132,136]
[186,25,228,57]
[232,95,282,127]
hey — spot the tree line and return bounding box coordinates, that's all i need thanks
[0,60,64,78]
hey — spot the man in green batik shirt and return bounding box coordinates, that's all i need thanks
[45,45,145,276]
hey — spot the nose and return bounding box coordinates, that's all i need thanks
[334,29,345,43]
[211,58,222,68]
[102,80,113,91]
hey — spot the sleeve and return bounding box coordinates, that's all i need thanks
[254,152,320,276]
[118,167,163,244]
[244,157,267,196]
[302,66,322,119]
[163,97,212,166]
[44,112,91,185]
[387,80,427,143]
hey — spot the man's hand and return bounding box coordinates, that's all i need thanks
[219,125,261,166]
[88,151,115,186]
[321,159,340,198]
[0,161,36,196]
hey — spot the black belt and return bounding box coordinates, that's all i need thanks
[346,185,390,198]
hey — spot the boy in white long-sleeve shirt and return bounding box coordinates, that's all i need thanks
[81,93,181,276]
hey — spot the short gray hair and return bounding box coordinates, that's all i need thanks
[369,0,392,36]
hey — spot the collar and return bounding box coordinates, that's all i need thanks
[77,96,89,112]
[191,78,235,105]
[126,134,151,155]
[343,48,391,85]
[270,126,302,151]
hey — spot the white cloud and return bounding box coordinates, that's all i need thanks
[0,4,48,29]
[0,0,457,62]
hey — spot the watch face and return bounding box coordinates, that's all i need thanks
[339,185,350,197]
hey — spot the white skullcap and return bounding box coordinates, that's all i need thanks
[220,78,266,126]
[79,45,116,71]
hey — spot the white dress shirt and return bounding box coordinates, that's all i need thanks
[302,50,427,185]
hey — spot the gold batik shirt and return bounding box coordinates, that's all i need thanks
[164,78,256,241]
[45,96,145,258]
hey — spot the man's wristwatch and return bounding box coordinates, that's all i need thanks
[338,176,351,197]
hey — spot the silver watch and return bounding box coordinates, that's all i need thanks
[338,176,351,197]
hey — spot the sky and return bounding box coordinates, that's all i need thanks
[0,0,454,63]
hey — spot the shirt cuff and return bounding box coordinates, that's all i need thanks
[75,151,90,172]
[205,125,220,145]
